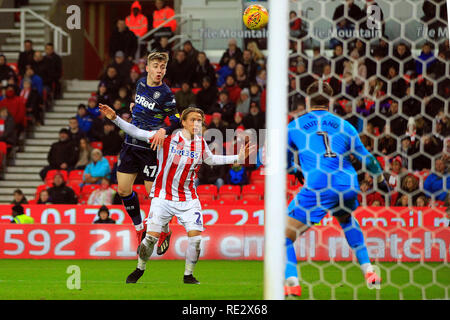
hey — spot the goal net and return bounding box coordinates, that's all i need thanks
[283,0,449,300]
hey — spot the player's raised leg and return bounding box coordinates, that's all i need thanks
[117,171,145,244]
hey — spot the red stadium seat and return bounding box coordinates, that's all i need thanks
[204,114,212,126]
[90,141,103,150]
[197,184,218,196]
[133,184,147,195]
[67,182,81,196]
[198,193,215,202]
[68,170,84,184]
[242,184,264,196]
[105,155,118,170]
[250,170,265,184]
[81,184,101,195]
[35,184,49,200]
[218,185,241,200]
[0,142,7,155]
[192,88,201,94]
[28,199,37,204]
[45,170,68,185]
[241,193,262,201]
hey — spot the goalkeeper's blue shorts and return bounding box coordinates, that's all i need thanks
[288,188,359,225]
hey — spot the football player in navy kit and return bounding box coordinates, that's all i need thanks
[117,51,180,255]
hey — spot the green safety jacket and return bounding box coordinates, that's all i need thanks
[13,214,35,224]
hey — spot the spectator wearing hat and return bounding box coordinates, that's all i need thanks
[83,149,111,185]
[126,1,148,38]
[11,189,28,205]
[207,112,226,142]
[208,90,236,125]
[94,205,116,224]
[175,81,196,112]
[0,107,17,148]
[43,43,62,99]
[47,173,78,204]
[86,95,100,118]
[10,204,34,224]
[195,77,218,113]
[192,52,216,88]
[110,51,133,83]
[236,88,251,115]
[219,38,243,67]
[39,128,78,181]
[152,0,177,34]
[109,19,138,61]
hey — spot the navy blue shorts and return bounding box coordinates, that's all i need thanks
[117,144,158,182]
[288,188,359,226]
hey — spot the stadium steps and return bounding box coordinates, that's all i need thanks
[0,79,98,203]
[0,0,53,63]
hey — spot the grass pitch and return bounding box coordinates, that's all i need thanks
[0,260,447,300]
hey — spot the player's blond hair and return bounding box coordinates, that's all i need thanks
[306,81,334,107]
[147,51,169,64]
[181,106,205,124]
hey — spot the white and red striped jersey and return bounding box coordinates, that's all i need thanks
[112,116,238,202]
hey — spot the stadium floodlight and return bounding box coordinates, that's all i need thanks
[264,0,289,300]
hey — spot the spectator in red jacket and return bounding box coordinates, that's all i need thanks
[223,75,241,104]
[0,85,26,130]
[153,0,177,33]
[126,1,148,38]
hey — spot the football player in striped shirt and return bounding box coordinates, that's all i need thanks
[99,104,255,284]
[117,51,180,256]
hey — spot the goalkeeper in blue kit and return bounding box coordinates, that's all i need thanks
[284,82,389,298]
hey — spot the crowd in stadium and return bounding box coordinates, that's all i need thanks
[1,0,448,208]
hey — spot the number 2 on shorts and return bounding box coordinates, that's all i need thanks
[194,212,202,225]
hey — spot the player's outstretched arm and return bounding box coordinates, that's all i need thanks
[99,103,156,144]
[203,142,256,165]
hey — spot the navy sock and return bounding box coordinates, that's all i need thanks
[121,191,142,226]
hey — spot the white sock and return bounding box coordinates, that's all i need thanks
[361,263,374,275]
[184,236,201,276]
[137,235,158,271]
[286,276,299,287]
[161,223,170,233]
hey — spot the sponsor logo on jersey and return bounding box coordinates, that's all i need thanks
[135,94,156,110]
[153,91,161,99]
[169,145,200,159]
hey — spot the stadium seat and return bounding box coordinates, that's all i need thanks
[250,170,265,184]
[68,182,81,196]
[198,193,215,202]
[111,184,118,192]
[242,184,264,196]
[133,184,147,194]
[90,141,103,150]
[218,184,241,200]
[105,155,118,170]
[35,184,49,200]
[81,184,101,196]
[241,193,262,201]
[197,184,218,197]
[68,170,84,184]
[28,199,37,204]
[204,114,212,126]
[45,170,68,185]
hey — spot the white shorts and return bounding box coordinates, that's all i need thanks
[146,197,204,233]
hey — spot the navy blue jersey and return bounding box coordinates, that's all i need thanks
[126,77,180,149]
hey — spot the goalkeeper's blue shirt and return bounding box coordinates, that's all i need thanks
[287,109,382,192]
[126,77,180,149]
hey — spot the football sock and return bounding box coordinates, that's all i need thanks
[161,223,170,233]
[339,216,371,268]
[121,192,142,229]
[137,235,158,271]
[285,238,299,281]
[184,236,201,276]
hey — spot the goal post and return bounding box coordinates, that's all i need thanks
[264,0,289,300]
